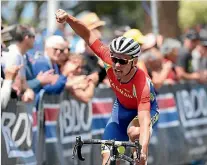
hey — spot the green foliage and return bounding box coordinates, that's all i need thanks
[178,0,207,30]
[2,1,144,29]
[71,1,144,29]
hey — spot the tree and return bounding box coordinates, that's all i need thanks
[1,1,44,27]
[143,1,180,38]
[67,1,144,29]
[178,1,207,31]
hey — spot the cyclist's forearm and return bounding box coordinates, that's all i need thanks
[66,14,97,46]
[138,114,151,153]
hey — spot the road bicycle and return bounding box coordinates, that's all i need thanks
[72,136,142,165]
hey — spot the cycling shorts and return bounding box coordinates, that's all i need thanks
[101,96,159,154]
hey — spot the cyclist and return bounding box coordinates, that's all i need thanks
[56,9,159,165]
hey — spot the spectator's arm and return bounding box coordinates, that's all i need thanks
[175,51,200,81]
[1,80,13,109]
[151,61,173,89]
[43,75,67,94]
[32,60,51,76]
[27,78,41,91]
[175,67,200,81]
[71,81,95,103]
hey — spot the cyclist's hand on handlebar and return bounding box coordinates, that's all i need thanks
[55,9,68,23]
[136,152,147,165]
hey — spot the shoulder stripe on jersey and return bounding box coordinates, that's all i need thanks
[104,62,111,71]
[133,84,137,98]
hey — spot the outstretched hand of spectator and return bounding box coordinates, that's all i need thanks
[87,72,99,85]
[21,88,35,103]
[5,65,23,81]
[162,61,173,71]
[72,78,90,90]
[12,76,24,96]
[62,61,79,77]
[55,9,68,24]
[37,69,55,85]
[66,75,88,90]
[198,70,207,84]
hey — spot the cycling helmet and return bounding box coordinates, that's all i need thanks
[110,36,141,57]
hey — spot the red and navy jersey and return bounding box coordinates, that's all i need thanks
[90,39,155,111]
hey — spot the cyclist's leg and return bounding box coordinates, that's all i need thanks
[101,99,137,165]
[127,117,140,142]
[102,122,128,165]
[128,79,159,141]
[127,82,159,165]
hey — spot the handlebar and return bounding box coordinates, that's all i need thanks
[72,136,142,163]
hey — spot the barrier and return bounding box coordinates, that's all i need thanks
[1,83,207,165]
[1,99,36,165]
[36,83,207,165]
[148,83,207,165]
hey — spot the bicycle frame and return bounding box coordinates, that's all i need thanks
[72,136,142,165]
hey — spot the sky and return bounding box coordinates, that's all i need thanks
[1,0,78,24]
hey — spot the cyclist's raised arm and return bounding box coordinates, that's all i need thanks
[55,9,112,66]
[55,9,97,46]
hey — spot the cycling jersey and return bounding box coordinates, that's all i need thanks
[90,39,157,111]
[90,39,159,150]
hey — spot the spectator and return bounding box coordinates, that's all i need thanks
[140,33,158,52]
[1,24,35,102]
[25,53,56,93]
[64,53,95,103]
[140,50,174,90]
[176,29,201,82]
[123,29,146,46]
[160,38,182,83]
[192,29,207,83]
[32,35,73,94]
[114,25,131,37]
[56,38,71,67]
[1,65,22,109]
[73,12,107,86]
[1,25,22,108]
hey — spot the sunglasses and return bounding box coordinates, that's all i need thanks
[52,47,71,53]
[28,34,35,38]
[111,56,134,65]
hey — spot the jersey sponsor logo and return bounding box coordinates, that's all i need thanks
[123,88,130,93]
[109,79,134,99]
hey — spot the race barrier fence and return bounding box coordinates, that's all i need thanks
[1,83,207,165]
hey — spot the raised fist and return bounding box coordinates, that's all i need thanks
[55,9,68,23]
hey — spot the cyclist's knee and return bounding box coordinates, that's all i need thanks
[102,152,110,165]
[127,126,140,142]
[101,144,110,155]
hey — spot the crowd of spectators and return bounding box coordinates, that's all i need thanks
[1,9,207,165]
[1,11,207,107]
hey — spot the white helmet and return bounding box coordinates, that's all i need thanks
[110,36,141,57]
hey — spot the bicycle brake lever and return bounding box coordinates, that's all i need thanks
[77,144,85,161]
[135,140,142,162]
[76,136,85,161]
